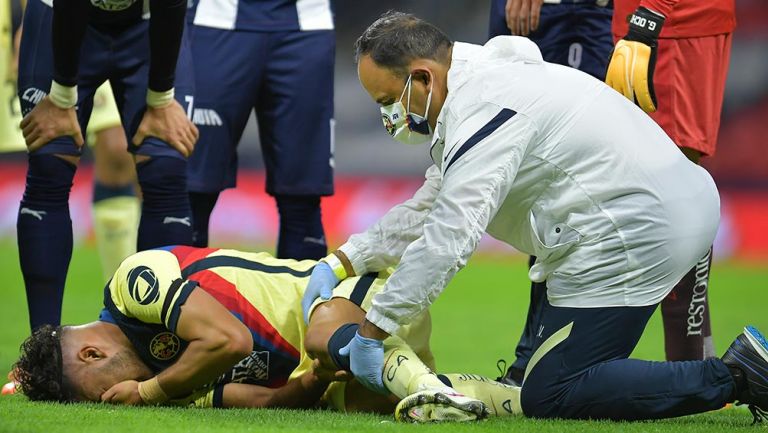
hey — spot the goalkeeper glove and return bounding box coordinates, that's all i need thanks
[605,7,665,113]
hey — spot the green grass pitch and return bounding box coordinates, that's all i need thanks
[0,241,766,432]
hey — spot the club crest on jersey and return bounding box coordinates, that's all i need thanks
[382,113,396,136]
[150,332,181,360]
[127,266,160,306]
[90,0,136,11]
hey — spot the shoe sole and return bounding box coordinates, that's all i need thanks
[395,391,489,423]
[744,326,768,364]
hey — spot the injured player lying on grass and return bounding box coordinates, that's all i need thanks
[11,246,519,422]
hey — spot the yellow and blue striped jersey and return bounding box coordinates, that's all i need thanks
[101,245,385,406]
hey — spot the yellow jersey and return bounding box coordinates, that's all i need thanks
[103,245,428,408]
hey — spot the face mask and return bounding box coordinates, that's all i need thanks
[380,74,433,145]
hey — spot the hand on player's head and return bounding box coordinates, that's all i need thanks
[132,99,199,157]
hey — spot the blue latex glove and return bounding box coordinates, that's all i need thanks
[339,331,387,394]
[302,262,339,323]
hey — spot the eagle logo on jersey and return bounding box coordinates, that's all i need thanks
[127,266,161,306]
[150,332,181,360]
[90,0,137,11]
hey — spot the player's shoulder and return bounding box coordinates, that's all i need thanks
[110,249,182,295]
[116,249,180,273]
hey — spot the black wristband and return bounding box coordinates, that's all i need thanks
[625,7,665,45]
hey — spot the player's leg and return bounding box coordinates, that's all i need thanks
[111,21,194,250]
[15,0,101,329]
[89,82,139,280]
[257,30,334,260]
[649,35,732,361]
[519,299,737,420]
[305,276,490,421]
[524,4,613,79]
[186,26,264,247]
[565,4,614,79]
[487,0,509,39]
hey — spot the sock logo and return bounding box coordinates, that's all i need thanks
[502,399,513,414]
[163,216,191,227]
[385,354,410,382]
[686,250,711,337]
[303,236,327,246]
[20,207,47,221]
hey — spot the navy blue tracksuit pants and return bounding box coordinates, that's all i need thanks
[519,297,734,419]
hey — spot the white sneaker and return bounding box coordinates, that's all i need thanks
[395,389,489,423]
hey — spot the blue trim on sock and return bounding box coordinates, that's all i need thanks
[93,182,135,203]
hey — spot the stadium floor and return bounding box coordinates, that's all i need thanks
[1,242,766,432]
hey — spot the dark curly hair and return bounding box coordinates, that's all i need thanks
[13,325,75,402]
[354,10,452,78]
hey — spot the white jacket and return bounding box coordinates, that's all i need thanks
[339,37,720,335]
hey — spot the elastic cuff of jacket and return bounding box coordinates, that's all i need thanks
[366,308,400,336]
[49,81,77,109]
[337,242,367,277]
[625,7,665,44]
[146,88,175,108]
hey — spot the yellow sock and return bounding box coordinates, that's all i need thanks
[439,373,521,416]
[382,341,448,399]
[93,195,140,280]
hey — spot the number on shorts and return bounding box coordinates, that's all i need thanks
[568,43,583,69]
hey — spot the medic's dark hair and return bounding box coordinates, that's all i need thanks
[13,325,75,402]
[354,10,453,77]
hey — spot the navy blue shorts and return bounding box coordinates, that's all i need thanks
[489,1,614,80]
[186,26,334,196]
[17,0,195,159]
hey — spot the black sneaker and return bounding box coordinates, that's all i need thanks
[722,326,768,424]
[495,360,524,387]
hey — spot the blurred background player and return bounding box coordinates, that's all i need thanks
[185,0,335,259]
[605,0,736,360]
[488,0,615,386]
[86,83,139,282]
[16,0,197,332]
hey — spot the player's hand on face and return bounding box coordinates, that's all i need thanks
[310,358,352,383]
[505,0,544,36]
[133,99,199,158]
[20,96,84,152]
[101,380,144,406]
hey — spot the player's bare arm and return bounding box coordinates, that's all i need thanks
[18,0,87,152]
[102,288,253,405]
[219,359,348,409]
[131,0,198,157]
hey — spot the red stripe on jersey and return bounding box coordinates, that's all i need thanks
[188,269,301,361]
[170,246,220,269]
